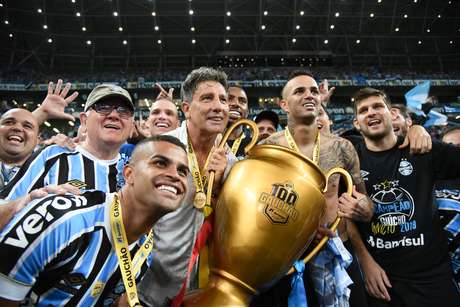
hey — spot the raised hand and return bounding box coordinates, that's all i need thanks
[33,79,79,124]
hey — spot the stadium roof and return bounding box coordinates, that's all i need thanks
[1,0,459,71]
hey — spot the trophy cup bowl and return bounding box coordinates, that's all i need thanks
[184,144,352,306]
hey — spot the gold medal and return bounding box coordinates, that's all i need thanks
[194,191,207,209]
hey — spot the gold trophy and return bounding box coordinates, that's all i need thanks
[184,119,353,307]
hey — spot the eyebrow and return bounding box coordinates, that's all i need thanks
[150,154,188,170]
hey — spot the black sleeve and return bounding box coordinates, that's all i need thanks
[431,140,460,181]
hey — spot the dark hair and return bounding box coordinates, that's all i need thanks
[352,87,392,114]
[181,67,228,102]
[443,126,460,139]
[282,70,315,99]
[391,103,409,118]
[135,135,187,154]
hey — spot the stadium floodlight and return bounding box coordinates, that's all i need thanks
[403,14,408,18]
[292,38,296,43]
[261,25,266,30]
[296,25,300,30]
[151,12,156,16]
[76,12,81,17]
[82,26,87,31]
[226,11,231,16]
[86,40,92,45]
[356,39,361,44]
[71,0,76,3]
[324,39,329,44]
[370,13,375,17]
[335,12,340,17]
[43,24,48,29]
[330,24,335,29]
[9,33,13,37]
[68,121,75,127]
[192,39,196,44]
[426,28,431,32]
[123,40,127,45]
[413,0,417,2]
[37,9,43,13]
[44,121,51,127]
[226,25,231,31]
[418,40,422,44]
[395,27,399,32]
[189,9,194,15]
[450,40,453,44]
[113,12,118,17]
[378,0,382,3]
[154,25,159,31]
[191,26,195,31]
[157,39,162,44]
[118,26,123,32]
[225,39,230,44]
[53,128,60,134]
[4,20,9,24]
[263,11,268,16]
[300,11,304,16]
[437,14,441,18]
[47,38,53,43]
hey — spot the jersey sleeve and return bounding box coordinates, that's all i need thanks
[432,140,460,181]
[0,193,100,300]
[0,145,65,200]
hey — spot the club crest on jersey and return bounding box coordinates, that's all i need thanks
[260,181,299,224]
[398,159,413,176]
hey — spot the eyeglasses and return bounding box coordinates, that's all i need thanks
[91,103,133,119]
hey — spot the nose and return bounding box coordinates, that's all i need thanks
[11,122,23,132]
[106,108,122,120]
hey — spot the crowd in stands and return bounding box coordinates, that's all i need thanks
[1,66,459,85]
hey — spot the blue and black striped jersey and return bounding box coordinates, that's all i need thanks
[0,190,151,306]
[0,145,119,201]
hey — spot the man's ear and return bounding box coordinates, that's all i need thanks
[279,99,289,114]
[353,118,361,131]
[181,101,191,119]
[123,164,134,185]
[79,112,88,126]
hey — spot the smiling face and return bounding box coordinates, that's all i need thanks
[353,95,394,141]
[227,87,248,124]
[390,107,411,137]
[147,99,180,136]
[124,140,189,214]
[182,81,229,136]
[0,109,38,164]
[80,97,134,150]
[280,75,321,124]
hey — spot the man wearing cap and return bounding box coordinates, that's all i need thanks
[0,83,135,201]
[255,110,279,141]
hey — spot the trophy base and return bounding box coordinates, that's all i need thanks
[183,269,257,307]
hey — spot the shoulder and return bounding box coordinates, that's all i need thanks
[258,131,285,145]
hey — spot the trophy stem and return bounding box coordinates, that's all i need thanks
[183,269,258,307]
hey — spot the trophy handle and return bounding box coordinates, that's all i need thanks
[205,119,260,207]
[287,167,353,275]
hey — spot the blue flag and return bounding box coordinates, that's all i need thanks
[405,81,430,114]
[424,110,447,127]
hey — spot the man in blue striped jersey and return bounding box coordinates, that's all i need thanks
[0,83,135,201]
[0,135,189,306]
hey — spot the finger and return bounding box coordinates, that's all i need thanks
[381,271,392,288]
[398,136,409,149]
[62,113,76,122]
[168,88,174,97]
[60,82,71,98]
[64,91,79,104]
[155,83,168,95]
[54,79,63,95]
[48,82,54,95]
[427,136,432,152]
[375,274,391,301]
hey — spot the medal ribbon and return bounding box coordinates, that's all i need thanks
[110,194,154,307]
[284,127,320,164]
[187,136,213,217]
[230,132,245,156]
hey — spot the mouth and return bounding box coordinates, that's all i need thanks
[393,127,400,133]
[317,123,323,130]
[229,110,242,119]
[368,119,382,128]
[156,183,183,197]
[154,122,170,128]
[302,102,316,110]
[6,135,24,144]
[103,123,121,130]
[208,116,224,124]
